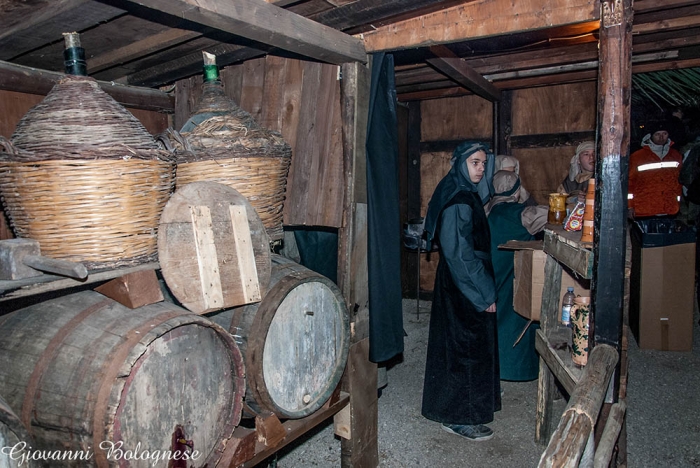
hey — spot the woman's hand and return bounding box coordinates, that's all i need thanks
[485,303,497,313]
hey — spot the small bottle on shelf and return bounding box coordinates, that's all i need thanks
[561,287,575,327]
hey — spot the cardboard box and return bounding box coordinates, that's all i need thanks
[629,222,695,351]
[508,241,590,321]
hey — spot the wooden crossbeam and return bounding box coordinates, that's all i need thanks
[427,45,500,102]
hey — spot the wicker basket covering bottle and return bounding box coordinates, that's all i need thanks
[0,33,175,268]
[172,52,292,243]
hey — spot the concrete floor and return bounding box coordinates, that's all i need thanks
[272,298,700,467]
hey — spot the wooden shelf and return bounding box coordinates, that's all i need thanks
[543,225,593,279]
[220,391,350,468]
[535,328,582,395]
[0,262,159,302]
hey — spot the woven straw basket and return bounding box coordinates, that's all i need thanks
[170,79,292,242]
[0,76,175,268]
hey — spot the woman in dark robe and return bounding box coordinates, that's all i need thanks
[421,141,500,441]
[485,170,548,382]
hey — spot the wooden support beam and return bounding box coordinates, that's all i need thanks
[117,0,367,64]
[496,90,512,155]
[633,14,700,34]
[592,0,630,356]
[427,45,500,102]
[0,60,173,112]
[511,131,597,149]
[359,0,599,53]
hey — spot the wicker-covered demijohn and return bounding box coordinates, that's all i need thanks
[0,70,175,268]
[170,52,292,242]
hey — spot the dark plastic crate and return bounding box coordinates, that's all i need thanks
[631,219,696,248]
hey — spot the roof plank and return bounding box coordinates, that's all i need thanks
[118,0,367,64]
[359,0,600,53]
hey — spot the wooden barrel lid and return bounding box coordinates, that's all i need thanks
[158,181,271,314]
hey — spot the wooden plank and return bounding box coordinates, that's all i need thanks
[360,0,599,52]
[594,400,627,468]
[230,205,261,304]
[535,254,563,445]
[340,339,378,468]
[427,45,500,102]
[88,29,202,74]
[123,43,267,88]
[158,183,271,314]
[0,60,174,113]
[174,74,202,131]
[0,0,124,61]
[337,61,370,305]
[420,95,492,141]
[121,0,366,64]
[511,131,597,149]
[190,205,225,311]
[535,330,580,395]
[238,392,350,467]
[543,229,594,279]
[634,14,700,34]
[0,262,160,302]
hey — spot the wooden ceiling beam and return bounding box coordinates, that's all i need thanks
[0,60,173,112]
[426,45,500,101]
[0,0,125,61]
[359,0,599,53]
[115,0,367,64]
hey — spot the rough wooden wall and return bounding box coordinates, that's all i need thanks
[414,82,596,292]
[175,56,344,228]
[421,95,493,141]
[511,82,596,204]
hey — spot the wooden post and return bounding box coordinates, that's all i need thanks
[591,0,631,357]
[535,255,563,445]
[403,101,422,299]
[496,90,512,156]
[538,344,619,468]
[337,59,378,468]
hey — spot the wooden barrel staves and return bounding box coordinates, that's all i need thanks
[209,255,350,419]
[0,393,38,467]
[0,290,244,467]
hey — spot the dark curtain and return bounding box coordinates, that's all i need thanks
[292,227,338,284]
[367,52,404,362]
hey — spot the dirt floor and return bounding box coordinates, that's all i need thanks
[271,298,700,467]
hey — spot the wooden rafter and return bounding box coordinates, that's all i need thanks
[426,45,500,101]
[115,0,367,64]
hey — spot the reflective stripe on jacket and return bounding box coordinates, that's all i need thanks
[628,146,683,217]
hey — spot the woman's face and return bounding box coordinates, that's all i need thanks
[465,151,487,184]
[578,149,595,173]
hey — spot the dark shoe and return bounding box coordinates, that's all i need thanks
[441,423,494,441]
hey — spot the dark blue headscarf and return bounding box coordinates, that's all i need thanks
[423,141,495,249]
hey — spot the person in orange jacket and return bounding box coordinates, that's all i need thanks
[628,121,684,218]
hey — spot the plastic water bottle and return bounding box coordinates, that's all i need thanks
[561,287,575,327]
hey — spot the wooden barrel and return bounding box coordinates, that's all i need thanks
[0,290,244,467]
[209,255,350,419]
[0,393,38,467]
